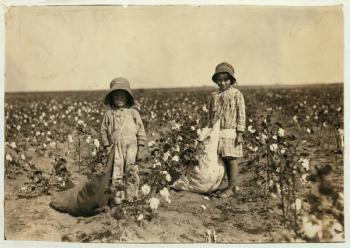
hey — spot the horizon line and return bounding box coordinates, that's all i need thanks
[4,82,343,94]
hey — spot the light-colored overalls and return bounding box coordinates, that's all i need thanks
[104,108,145,202]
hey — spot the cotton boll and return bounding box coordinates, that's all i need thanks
[174,145,180,152]
[137,214,144,221]
[159,187,170,198]
[270,143,278,152]
[165,174,172,182]
[147,141,155,147]
[299,158,310,171]
[172,155,180,162]
[149,197,160,210]
[6,154,13,162]
[141,184,151,195]
[278,128,285,137]
[93,139,100,148]
[302,216,323,239]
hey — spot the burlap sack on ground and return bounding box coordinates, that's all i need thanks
[49,146,115,216]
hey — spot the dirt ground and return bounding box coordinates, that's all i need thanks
[4,171,280,243]
[4,139,343,243]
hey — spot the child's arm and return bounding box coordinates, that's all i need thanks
[236,91,246,132]
[236,91,246,145]
[100,111,110,148]
[133,110,148,161]
[133,110,147,146]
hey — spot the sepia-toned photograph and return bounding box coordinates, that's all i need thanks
[3,2,345,244]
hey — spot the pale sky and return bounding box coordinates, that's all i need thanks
[5,5,344,92]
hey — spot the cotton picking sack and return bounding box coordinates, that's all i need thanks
[171,121,225,193]
[49,146,115,216]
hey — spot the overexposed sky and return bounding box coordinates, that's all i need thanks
[5,5,344,92]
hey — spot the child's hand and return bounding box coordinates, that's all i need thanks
[235,132,244,146]
[136,145,149,162]
[104,145,112,154]
[197,127,211,142]
[196,141,205,150]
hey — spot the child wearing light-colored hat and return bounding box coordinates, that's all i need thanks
[208,62,246,198]
[100,77,147,204]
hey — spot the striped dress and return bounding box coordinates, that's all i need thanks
[208,86,246,158]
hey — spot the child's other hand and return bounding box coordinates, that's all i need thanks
[105,145,112,154]
[136,145,149,162]
[196,141,205,150]
[198,127,211,142]
[235,132,244,146]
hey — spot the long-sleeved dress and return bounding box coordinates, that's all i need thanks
[208,86,246,158]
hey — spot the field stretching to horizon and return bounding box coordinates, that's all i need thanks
[4,83,344,243]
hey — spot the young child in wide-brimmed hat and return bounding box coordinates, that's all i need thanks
[100,77,147,204]
[208,62,246,198]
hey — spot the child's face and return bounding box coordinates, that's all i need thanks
[215,73,231,91]
[111,90,128,108]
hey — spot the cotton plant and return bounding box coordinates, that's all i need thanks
[244,113,312,234]
[106,174,174,224]
[297,164,344,242]
[150,113,200,185]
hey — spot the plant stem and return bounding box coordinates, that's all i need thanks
[279,161,286,228]
[78,135,81,170]
[292,172,298,237]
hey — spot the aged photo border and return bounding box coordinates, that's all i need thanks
[0,0,349,247]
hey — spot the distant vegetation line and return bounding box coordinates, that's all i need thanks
[5,82,343,94]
